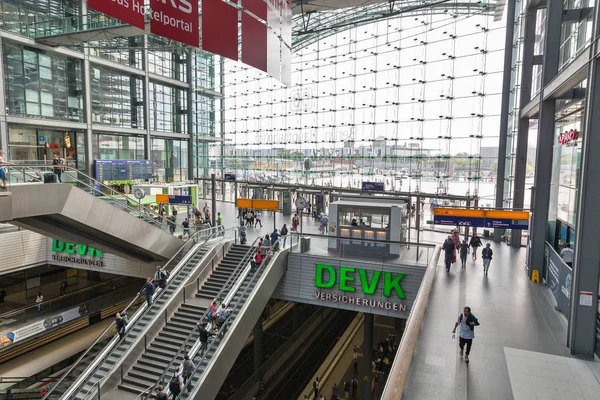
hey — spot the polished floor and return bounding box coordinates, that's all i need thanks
[401,240,588,400]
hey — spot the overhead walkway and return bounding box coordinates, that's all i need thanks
[0,166,183,262]
[46,227,238,399]
[379,232,597,400]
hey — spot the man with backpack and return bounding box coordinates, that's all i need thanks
[198,322,215,356]
[452,306,480,362]
[155,266,167,289]
[181,354,195,384]
[168,366,184,397]
[115,312,127,341]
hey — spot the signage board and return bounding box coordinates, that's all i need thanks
[235,198,279,211]
[361,182,385,191]
[433,208,530,230]
[0,305,88,348]
[87,0,145,29]
[156,194,192,204]
[150,0,199,47]
[546,243,571,319]
[51,239,104,267]
[224,173,237,182]
[94,160,152,182]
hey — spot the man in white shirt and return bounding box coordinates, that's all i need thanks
[255,211,262,227]
[560,243,574,268]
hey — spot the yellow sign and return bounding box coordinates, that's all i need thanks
[236,199,279,211]
[433,208,484,218]
[156,194,169,203]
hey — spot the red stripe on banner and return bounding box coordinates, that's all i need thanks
[150,0,199,47]
[88,0,145,29]
[244,0,267,20]
[242,14,267,73]
[202,0,238,61]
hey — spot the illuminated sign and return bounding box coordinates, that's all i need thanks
[433,208,529,229]
[51,239,104,267]
[314,264,406,299]
[558,129,579,146]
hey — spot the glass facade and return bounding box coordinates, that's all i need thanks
[92,134,145,161]
[151,138,189,182]
[91,66,144,128]
[3,42,83,121]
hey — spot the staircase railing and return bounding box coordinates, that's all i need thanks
[3,164,185,234]
[42,226,234,400]
[135,236,266,399]
[173,234,299,399]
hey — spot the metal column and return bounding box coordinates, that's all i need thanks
[527,0,562,273]
[509,5,537,247]
[494,0,517,238]
[211,173,217,226]
[0,37,8,153]
[186,50,194,181]
[142,35,152,161]
[568,4,600,357]
[362,313,373,400]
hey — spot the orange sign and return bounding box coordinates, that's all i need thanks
[156,194,169,203]
[485,210,529,220]
[236,198,279,211]
[433,208,484,218]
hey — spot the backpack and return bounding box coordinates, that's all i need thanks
[169,373,180,387]
[207,308,214,321]
[281,227,288,235]
[217,310,227,323]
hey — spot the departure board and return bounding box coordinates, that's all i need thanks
[94,160,153,182]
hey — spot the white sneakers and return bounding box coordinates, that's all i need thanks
[465,355,469,362]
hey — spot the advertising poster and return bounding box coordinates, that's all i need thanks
[546,243,572,319]
[0,305,88,348]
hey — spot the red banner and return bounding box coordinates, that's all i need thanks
[150,0,199,47]
[87,0,145,29]
[242,13,267,72]
[202,0,238,61]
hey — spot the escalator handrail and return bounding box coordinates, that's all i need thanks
[136,236,264,400]
[174,236,295,400]
[0,276,126,321]
[4,164,184,230]
[43,226,232,400]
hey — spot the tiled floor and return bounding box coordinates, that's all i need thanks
[402,236,586,400]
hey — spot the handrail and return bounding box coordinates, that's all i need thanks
[380,246,441,400]
[42,226,230,400]
[0,276,123,321]
[4,164,184,231]
[174,235,297,400]
[136,236,263,399]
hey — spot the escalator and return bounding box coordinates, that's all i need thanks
[0,165,183,262]
[41,227,237,399]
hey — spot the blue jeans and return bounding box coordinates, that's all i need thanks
[321,223,328,234]
[146,295,152,307]
[445,254,452,270]
[483,259,491,273]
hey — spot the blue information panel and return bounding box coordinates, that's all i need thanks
[169,195,192,205]
[94,160,152,182]
[224,173,236,182]
[433,216,485,227]
[361,181,385,191]
[484,218,529,229]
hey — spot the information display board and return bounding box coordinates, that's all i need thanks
[433,208,530,230]
[94,160,153,182]
[156,194,192,204]
[361,182,385,191]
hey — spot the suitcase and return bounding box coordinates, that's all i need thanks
[43,173,57,183]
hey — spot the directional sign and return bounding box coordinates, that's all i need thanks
[224,173,236,182]
[361,181,385,191]
[433,208,530,230]
[156,194,192,204]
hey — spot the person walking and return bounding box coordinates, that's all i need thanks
[353,346,359,375]
[255,211,262,227]
[168,212,176,235]
[154,385,168,400]
[199,322,214,356]
[115,312,127,341]
[320,214,329,234]
[469,233,482,260]
[0,150,13,189]
[312,377,320,399]
[168,366,184,398]
[452,306,480,362]
[560,243,574,268]
[292,214,300,233]
[459,240,469,268]
[181,354,195,384]
[280,224,288,247]
[155,266,167,289]
[217,212,223,226]
[60,280,68,296]
[344,380,350,399]
[351,377,358,398]
[442,236,455,272]
[52,152,64,183]
[182,218,190,237]
[331,383,340,400]
[139,278,155,307]
[270,229,279,250]
[451,231,460,264]
[481,243,493,275]
[36,292,44,312]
